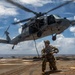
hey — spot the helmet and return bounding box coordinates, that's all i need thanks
[44,40,50,44]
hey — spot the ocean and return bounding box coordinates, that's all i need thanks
[0,54,75,58]
[0,54,39,58]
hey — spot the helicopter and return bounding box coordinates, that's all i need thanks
[0,0,75,49]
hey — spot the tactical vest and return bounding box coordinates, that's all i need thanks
[45,46,53,54]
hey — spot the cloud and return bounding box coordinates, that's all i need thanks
[67,16,75,20]
[18,0,53,7]
[0,34,75,54]
[14,18,19,22]
[0,5,18,16]
[74,16,75,20]
[0,37,5,39]
[69,27,75,36]
[14,40,44,54]
[52,34,75,54]
[18,0,75,7]
[0,44,12,54]
[0,0,74,17]
[14,18,23,26]
[0,37,44,54]
[14,18,23,34]
[18,27,22,34]
[0,0,53,17]
[70,27,75,32]
[0,0,18,17]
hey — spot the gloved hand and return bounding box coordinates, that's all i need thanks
[53,49,59,53]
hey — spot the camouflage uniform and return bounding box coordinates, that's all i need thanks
[41,45,59,72]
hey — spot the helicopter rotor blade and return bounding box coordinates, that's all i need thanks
[12,18,32,25]
[44,0,74,14]
[6,0,38,15]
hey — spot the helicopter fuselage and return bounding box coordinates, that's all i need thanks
[10,15,70,45]
[21,15,70,38]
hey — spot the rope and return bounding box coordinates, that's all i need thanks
[32,34,40,57]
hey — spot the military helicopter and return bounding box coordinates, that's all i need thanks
[0,0,75,49]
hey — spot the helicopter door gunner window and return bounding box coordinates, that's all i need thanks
[23,27,29,35]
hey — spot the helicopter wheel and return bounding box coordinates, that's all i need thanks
[52,35,56,41]
[37,31,42,37]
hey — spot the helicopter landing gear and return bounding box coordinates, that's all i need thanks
[37,31,42,37]
[52,34,56,41]
[12,45,15,49]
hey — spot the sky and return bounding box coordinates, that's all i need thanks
[0,0,75,55]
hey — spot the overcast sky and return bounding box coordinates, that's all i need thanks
[0,0,75,54]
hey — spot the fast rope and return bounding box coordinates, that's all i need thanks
[32,35,40,58]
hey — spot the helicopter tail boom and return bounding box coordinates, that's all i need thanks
[0,39,9,44]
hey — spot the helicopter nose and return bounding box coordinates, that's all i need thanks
[62,19,70,27]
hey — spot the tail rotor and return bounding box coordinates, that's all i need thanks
[2,25,10,37]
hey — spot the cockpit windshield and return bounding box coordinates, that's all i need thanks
[53,15,61,19]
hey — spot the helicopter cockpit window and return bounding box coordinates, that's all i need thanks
[47,15,56,25]
[53,15,61,19]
